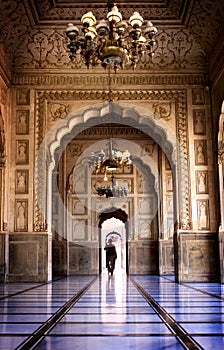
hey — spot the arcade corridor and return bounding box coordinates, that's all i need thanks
[0,271,224,350]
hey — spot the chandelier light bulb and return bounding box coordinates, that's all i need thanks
[96,20,110,36]
[144,21,158,38]
[107,6,122,23]
[85,26,97,39]
[129,11,144,28]
[66,23,80,39]
[81,11,96,27]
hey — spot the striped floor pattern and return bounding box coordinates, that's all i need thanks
[0,270,224,349]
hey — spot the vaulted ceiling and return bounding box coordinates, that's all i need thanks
[0,0,224,78]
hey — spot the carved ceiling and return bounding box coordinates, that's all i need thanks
[0,0,224,74]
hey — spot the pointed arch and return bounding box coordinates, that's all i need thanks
[99,207,128,227]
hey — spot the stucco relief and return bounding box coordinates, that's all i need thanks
[194,140,207,166]
[3,0,223,71]
[188,0,224,52]
[0,107,6,167]
[15,199,28,231]
[193,109,206,135]
[23,0,182,21]
[196,171,208,194]
[16,90,30,105]
[11,27,206,70]
[16,111,29,135]
[16,140,29,165]
[12,74,207,87]
[15,170,28,194]
[50,103,69,121]
[0,0,207,71]
[197,200,210,230]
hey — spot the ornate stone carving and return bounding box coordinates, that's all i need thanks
[192,88,205,105]
[16,110,29,135]
[141,143,155,157]
[194,140,207,166]
[193,109,206,135]
[15,170,28,194]
[16,90,30,105]
[50,103,69,121]
[196,171,208,194]
[11,27,206,70]
[1,0,223,77]
[218,146,224,164]
[16,140,29,165]
[0,107,6,167]
[153,102,172,121]
[68,144,83,158]
[12,73,207,86]
[34,89,191,231]
[197,199,210,230]
[15,199,28,231]
[189,0,224,53]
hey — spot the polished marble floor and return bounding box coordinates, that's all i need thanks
[0,270,224,349]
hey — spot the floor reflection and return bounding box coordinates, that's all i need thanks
[1,274,224,350]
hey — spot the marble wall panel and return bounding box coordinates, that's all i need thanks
[179,233,219,282]
[69,243,98,274]
[8,234,50,282]
[52,241,67,276]
[159,240,175,275]
[129,241,158,274]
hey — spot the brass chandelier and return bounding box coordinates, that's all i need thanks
[88,138,132,174]
[65,2,157,71]
[89,138,131,198]
[96,174,128,198]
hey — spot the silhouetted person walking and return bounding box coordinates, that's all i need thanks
[104,238,117,275]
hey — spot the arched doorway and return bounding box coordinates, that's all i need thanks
[102,221,126,275]
[35,102,182,280]
[99,208,128,275]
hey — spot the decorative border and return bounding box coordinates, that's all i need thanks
[12,73,207,87]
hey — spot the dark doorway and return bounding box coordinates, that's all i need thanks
[99,208,128,275]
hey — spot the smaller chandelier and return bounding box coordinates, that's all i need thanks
[96,174,128,198]
[88,139,132,174]
[65,3,157,71]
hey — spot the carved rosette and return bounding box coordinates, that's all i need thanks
[34,89,191,232]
